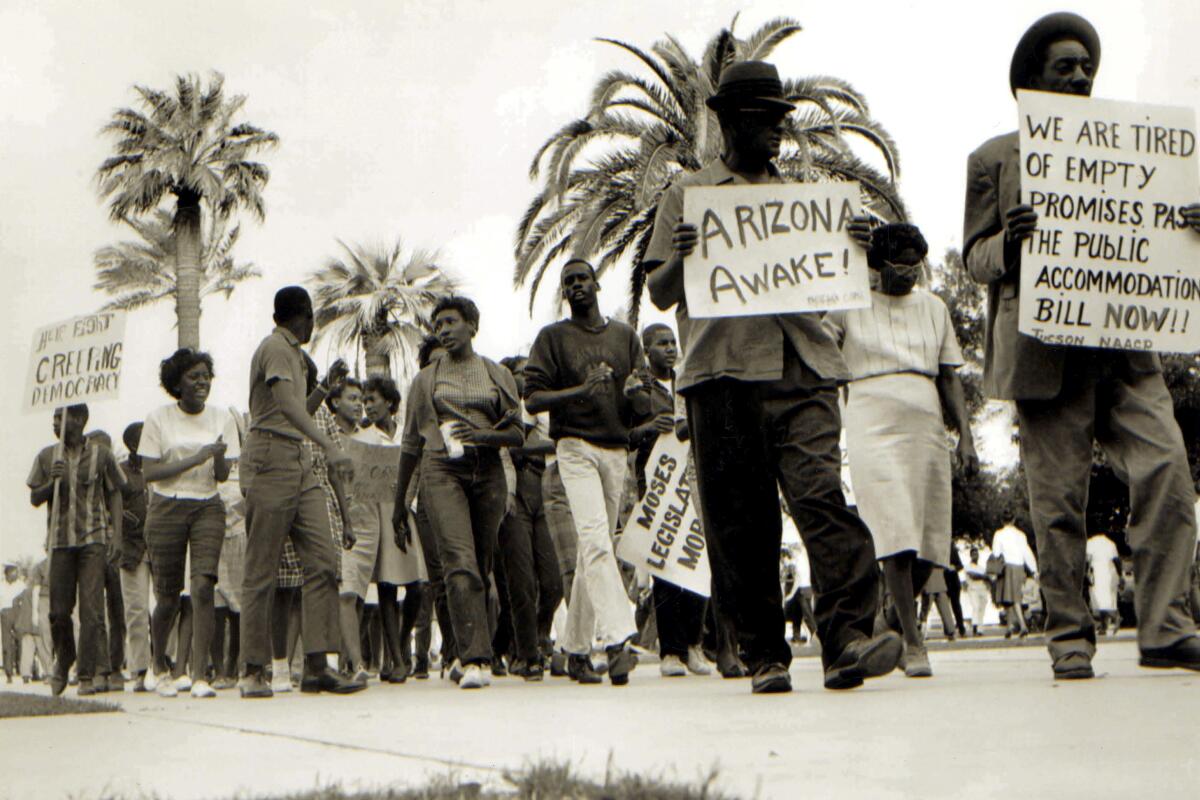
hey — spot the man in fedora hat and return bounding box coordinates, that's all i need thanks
[963,12,1200,679]
[644,60,901,694]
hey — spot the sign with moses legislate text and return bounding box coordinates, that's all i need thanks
[25,311,126,413]
[616,433,710,597]
[1017,90,1200,352]
[681,182,870,318]
[347,438,400,503]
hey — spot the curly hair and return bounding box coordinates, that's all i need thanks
[499,355,527,373]
[431,295,480,330]
[159,348,215,399]
[363,375,401,415]
[868,223,928,270]
[325,377,364,414]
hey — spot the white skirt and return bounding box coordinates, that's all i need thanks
[844,372,952,567]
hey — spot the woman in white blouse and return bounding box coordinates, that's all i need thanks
[824,223,978,678]
[141,348,240,698]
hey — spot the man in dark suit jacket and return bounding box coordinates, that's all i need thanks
[963,12,1200,679]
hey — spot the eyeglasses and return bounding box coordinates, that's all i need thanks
[882,259,925,275]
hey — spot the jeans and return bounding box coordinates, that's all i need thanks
[95,560,125,676]
[1017,351,1197,660]
[419,448,507,665]
[49,544,107,680]
[497,466,564,662]
[240,432,340,667]
[556,437,637,654]
[685,347,880,672]
[415,502,456,664]
[120,558,152,674]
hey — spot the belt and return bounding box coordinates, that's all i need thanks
[249,428,304,443]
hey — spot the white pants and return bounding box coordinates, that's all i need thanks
[120,558,152,674]
[556,437,636,654]
[966,580,991,627]
[20,635,38,678]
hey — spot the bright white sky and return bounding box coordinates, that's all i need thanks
[2,0,1197,561]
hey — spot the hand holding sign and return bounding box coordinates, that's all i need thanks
[681,182,871,319]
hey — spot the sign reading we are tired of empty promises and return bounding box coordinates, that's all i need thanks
[1017,90,1200,352]
[681,182,871,318]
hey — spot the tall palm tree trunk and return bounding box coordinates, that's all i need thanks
[362,331,392,378]
[174,191,203,349]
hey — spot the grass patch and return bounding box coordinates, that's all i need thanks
[0,690,120,719]
[204,762,736,800]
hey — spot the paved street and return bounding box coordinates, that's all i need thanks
[2,639,1198,800]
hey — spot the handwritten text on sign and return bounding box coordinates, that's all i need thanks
[681,182,870,318]
[616,434,710,597]
[1017,91,1200,352]
[347,438,400,503]
[25,312,126,413]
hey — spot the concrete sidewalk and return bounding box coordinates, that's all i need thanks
[2,640,1197,800]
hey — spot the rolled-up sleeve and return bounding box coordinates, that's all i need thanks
[643,183,683,271]
[259,337,295,386]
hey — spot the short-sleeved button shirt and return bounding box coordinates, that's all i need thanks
[26,442,120,550]
[643,159,851,393]
[248,326,307,439]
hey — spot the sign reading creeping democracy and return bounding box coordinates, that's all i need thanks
[615,433,710,597]
[681,182,871,318]
[1017,90,1200,352]
[25,311,126,413]
[346,438,401,503]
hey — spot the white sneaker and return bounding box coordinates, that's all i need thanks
[173,675,192,692]
[660,655,687,677]
[190,679,216,698]
[155,673,177,698]
[480,666,492,687]
[459,664,485,689]
[271,668,292,694]
[145,671,159,691]
[686,646,713,676]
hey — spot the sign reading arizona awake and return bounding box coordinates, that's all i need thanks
[25,312,126,413]
[681,182,871,318]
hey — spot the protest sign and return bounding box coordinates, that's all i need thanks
[25,311,126,413]
[347,438,400,503]
[616,433,710,597]
[1017,91,1200,352]
[681,182,870,318]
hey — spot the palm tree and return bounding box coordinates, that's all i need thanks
[97,73,279,349]
[515,17,906,321]
[93,209,261,313]
[308,240,457,382]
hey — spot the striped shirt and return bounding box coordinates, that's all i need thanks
[433,354,501,430]
[823,289,963,380]
[27,442,121,550]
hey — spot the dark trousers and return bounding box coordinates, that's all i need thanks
[0,609,16,678]
[49,544,107,680]
[1017,353,1197,660]
[785,587,818,641]
[413,587,434,667]
[415,503,456,664]
[419,449,507,665]
[685,348,880,672]
[95,561,125,676]
[944,568,966,635]
[653,578,706,659]
[212,607,240,678]
[497,467,564,662]
[240,433,340,667]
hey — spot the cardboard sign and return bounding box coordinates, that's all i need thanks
[1017,91,1200,352]
[25,311,126,413]
[616,434,710,597]
[347,438,400,503]
[681,182,870,318]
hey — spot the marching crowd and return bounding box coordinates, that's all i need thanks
[6,12,1200,701]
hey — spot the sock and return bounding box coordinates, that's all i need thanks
[272,658,290,679]
[329,653,339,671]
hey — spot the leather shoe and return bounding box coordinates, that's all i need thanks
[238,671,274,699]
[301,666,367,694]
[750,663,792,694]
[605,644,637,686]
[1139,635,1200,671]
[1052,652,1094,680]
[824,631,903,690]
[567,654,602,684]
